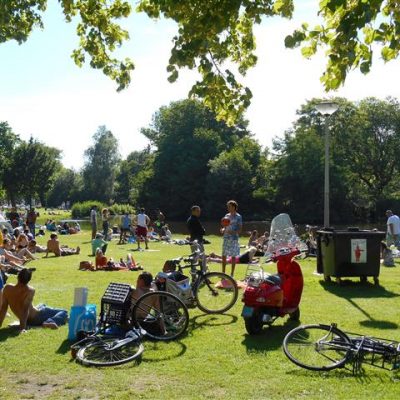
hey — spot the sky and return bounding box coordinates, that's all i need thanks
[1,1,399,169]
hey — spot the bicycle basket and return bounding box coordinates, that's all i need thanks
[244,265,266,287]
[349,334,400,371]
[165,277,192,303]
[100,282,132,326]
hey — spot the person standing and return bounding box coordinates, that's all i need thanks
[119,212,131,244]
[90,206,98,240]
[187,205,206,252]
[101,208,110,239]
[385,210,400,249]
[26,208,38,238]
[221,200,242,278]
[136,208,150,250]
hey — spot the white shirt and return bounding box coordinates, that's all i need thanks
[137,213,148,228]
[90,209,97,224]
[387,215,400,235]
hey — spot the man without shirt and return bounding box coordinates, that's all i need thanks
[0,269,68,331]
[45,233,80,257]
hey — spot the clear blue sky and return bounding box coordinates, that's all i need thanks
[1,1,399,168]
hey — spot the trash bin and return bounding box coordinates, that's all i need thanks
[316,228,385,284]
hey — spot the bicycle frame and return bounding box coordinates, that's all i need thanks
[286,323,400,374]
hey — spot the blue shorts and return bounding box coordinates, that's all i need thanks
[222,237,240,257]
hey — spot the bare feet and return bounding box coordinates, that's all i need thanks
[42,321,59,329]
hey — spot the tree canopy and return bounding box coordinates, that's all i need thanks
[82,126,120,203]
[3,1,399,124]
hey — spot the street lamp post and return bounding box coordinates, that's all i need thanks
[315,101,339,228]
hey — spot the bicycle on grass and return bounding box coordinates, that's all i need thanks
[283,323,400,374]
[71,283,189,366]
[154,247,239,315]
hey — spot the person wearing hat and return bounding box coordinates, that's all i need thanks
[385,210,400,249]
[91,233,108,256]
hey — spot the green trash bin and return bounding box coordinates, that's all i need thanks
[316,228,385,284]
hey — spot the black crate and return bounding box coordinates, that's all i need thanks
[100,283,132,325]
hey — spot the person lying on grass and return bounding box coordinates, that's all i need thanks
[0,268,68,332]
[93,248,143,271]
[0,245,28,266]
[27,239,47,254]
[45,233,80,257]
[207,246,259,264]
[3,238,37,261]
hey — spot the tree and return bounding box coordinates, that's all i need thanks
[114,146,153,204]
[0,122,20,189]
[285,1,400,90]
[3,138,61,207]
[205,137,266,219]
[0,1,293,123]
[333,97,400,219]
[138,99,250,219]
[3,2,400,124]
[269,96,400,223]
[47,167,83,207]
[82,126,120,203]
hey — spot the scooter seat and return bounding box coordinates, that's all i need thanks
[264,274,281,286]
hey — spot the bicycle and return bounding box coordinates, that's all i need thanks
[71,327,145,367]
[283,323,400,374]
[71,283,189,366]
[155,249,239,315]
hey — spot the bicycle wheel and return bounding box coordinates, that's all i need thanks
[195,272,238,314]
[283,324,351,371]
[132,291,189,341]
[76,337,144,367]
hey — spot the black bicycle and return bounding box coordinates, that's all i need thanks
[161,251,239,315]
[283,323,400,374]
[71,327,145,367]
[71,283,189,366]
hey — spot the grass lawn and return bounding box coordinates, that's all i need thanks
[1,230,400,399]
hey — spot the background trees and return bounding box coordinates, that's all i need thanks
[1,95,400,224]
[81,126,120,203]
[3,1,400,124]
[136,100,246,217]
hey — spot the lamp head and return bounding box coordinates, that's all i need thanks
[315,101,339,116]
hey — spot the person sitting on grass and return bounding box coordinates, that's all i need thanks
[160,225,173,242]
[94,249,143,271]
[248,230,259,247]
[91,233,108,256]
[129,272,167,336]
[27,239,47,254]
[45,233,80,257]
[0,245,27,266]
[3,238,36,261]
[0,268,68,331]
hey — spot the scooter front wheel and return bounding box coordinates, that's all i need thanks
[288,307,300,321]
[244,312,263,335]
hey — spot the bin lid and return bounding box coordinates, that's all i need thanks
[317,229,385,236]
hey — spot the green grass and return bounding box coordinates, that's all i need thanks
[1,231,400,399]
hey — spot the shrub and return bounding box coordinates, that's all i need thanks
[71,201,136,218]
[71,201,105,218]
[109,204,135,215]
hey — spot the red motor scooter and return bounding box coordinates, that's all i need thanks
[241,214,305,334]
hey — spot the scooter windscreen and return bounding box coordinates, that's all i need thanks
[265,213,307,257]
